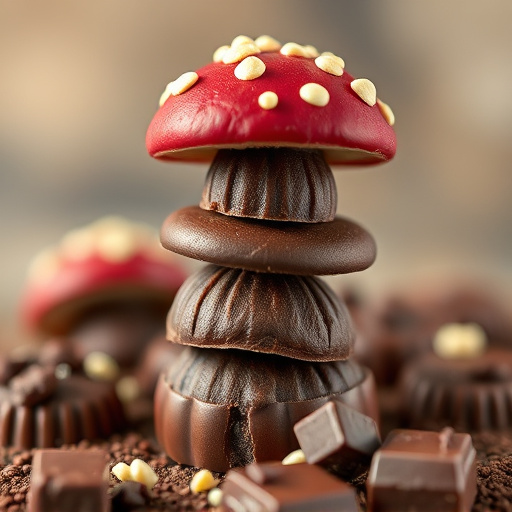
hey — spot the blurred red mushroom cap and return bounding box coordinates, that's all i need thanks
[19,216,188,336]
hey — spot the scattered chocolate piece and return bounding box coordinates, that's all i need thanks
[9,365,57,407]
[294,399,381,478]
[367,428,477,512]
[110,481,150,511]
[28,449,109,512]
[221,462,359,511]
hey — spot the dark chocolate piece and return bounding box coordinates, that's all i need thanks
[160,206,376,275]
[221,462,359,511]
[294,399,381,477]
[367,428,477,512]
[0,374,125,449]
[9,364,57,407]
[0,354,30,385]
[28,449,109,512]
[111,481,151,511]
[167,264,354,361]
[200,148,337,223]
[154,347,378,472]
[399,349,512,432]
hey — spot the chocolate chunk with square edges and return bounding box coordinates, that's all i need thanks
[221,462,359,511]
[367,428,477,511]
[294,399,381,477]
[28,449,109,512]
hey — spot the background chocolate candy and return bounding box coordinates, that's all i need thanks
[200,148,337,223]
[167,264,354,361]
[294,399,381,478]
[29,449,109,512]
[221,462,359,512]
[154,347,377,471]
[399,349,512,432]
[367,428,477,512]
[161,206,376,275]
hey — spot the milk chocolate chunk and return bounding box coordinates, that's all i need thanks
[294,399,381,477]
[367,428,477,512]
[161,206,376,275]
[167,264,354,361]
[399,349,512,432]
[154,347,378,471]
[9,364,57,407]
[28,449,109,512]
[221,462,359,511]
[200,147,337,223]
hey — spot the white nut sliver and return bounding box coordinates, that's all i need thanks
[231,35,255,48]
[282,449,306,465]
[213,45,230,62]
[280,42,309,58]
[299,83,330,107]
[222,43,261,64]
[234,56,266,80]
[315,55,344,76]
[112,462,132,482]
[190,469,220,493]
[321,52,345,68]
[83,352,120,382]
[130,458,159,490]
[207,488,223,507]
[254,35,281,52]
[377,98,395,126]
[433,322,487,359]
[258,91,278,110]
[351,78,377,106]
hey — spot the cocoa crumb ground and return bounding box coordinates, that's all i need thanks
[1,429,512,511]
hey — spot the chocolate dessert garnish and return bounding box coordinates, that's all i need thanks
[221,462,359,512]
[9,364,57,407]
[28,449,110,512]
[200,148,337,223]
[293,399,381,478]
[367,429,477,512]
[167,264,354,361]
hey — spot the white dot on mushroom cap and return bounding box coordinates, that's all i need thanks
[222,42,261,64]
[213,45,230,63]
[159,71,199,106]
[230,35,255,48]
[351,78,377,106]
[258,91,278,110]
[377,98,395,126]
[299,83,330,107]
[280,42,310,58]
[27,247,61,283]
[234,56,266,80]
[254,35,281,52]
[303,45,319,58]
[321,52,345,68]
[315,55,344,76]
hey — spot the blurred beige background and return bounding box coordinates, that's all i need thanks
[1,1,512,344]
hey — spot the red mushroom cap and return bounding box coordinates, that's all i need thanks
[19,217,188,336]
[146,37,396,165]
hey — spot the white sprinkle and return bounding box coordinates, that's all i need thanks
[258,91,278,110]
[83,352,120,382]
[207,488,223,507]
[222,42,261,64]
[190,469,220,493]
[377,98,395,126]
[159,71,199,106]
[54,363,72,380]
[433,323,487,359]
[234,56,266,80]
[351,78,377,106]
[280,42,310,58]
[321,52,345,68]
[130,459,159,490]
[282,449,307,465]
[213,45,230,62]
[254,35,281,52]
[231,35,255,48]
[315,55,344,76]
[116,376,141,403]
[299,83,330,107]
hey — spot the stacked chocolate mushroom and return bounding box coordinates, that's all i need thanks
[147,35,396,472]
